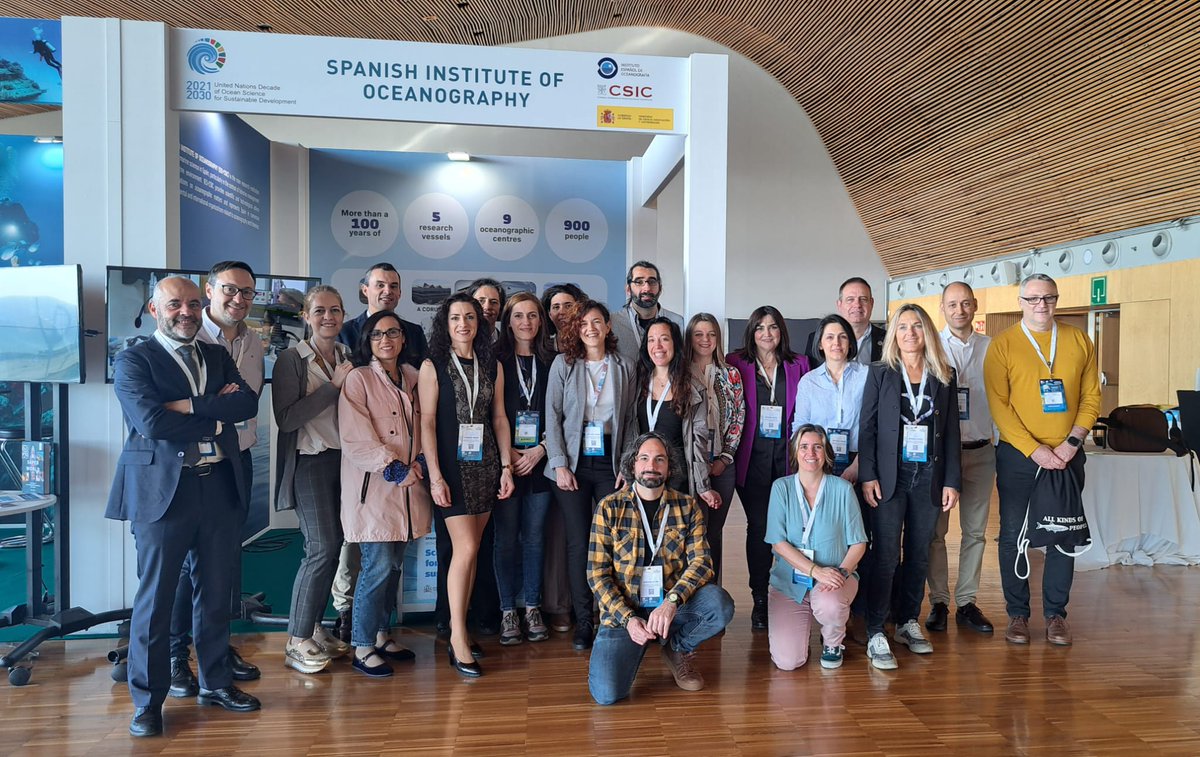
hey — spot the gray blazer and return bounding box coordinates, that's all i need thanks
[544,351,634,480]
[610,304,684,368]
[272,341,351,511]
[623,377,713,495]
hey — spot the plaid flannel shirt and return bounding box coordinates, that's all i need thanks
[587,487,714,628]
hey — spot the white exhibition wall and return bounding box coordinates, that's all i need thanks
[40,20,879,622]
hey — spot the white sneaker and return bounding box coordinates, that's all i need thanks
[867,632,898,670]
[894,620,934,654]
[313,623,351,657]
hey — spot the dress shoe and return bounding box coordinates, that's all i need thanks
[448,645,482,677]
[435,620,451,639]
[333,609,353,644]
[925,602,948,632]
[352,651,394,678]
[197,685,261,712]
[376,641,416,662]
[168,655,199,698]
[548,612,572,633]
[956,603,995,634]
[750,597,768,631]
[1005,616,1031,645]
[1046,615,1073,646]
[572,621,594,650]
[128,706,163,737]
[229,646,260,681]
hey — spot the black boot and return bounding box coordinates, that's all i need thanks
[333,608,353,644]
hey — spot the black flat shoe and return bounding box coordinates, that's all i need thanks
[168,655,198,698]
[376,642,416,662]
[352,650,394,678]
[448,646,482,678]
[197,685,261,712]
[926,602,949,632]
[956,603,995,634]
[228,646,261,681]
[129,706,163,737]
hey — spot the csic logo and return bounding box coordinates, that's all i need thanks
[597,57,619,79]
[187,38,227,75]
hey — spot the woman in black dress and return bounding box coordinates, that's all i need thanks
[419,294,515,676]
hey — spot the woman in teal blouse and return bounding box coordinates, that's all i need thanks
[765,424,867,670]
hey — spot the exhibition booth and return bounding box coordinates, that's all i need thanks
[0,15,730,635]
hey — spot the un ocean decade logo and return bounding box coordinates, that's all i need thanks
[188,38,227,75]
[597,57,618,79]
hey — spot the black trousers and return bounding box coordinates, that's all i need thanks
[736,477,776,601]
[129,461,241,707]
[553,451,618,627]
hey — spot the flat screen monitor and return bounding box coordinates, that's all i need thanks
[0,264,85,384]
[104,266,320,383]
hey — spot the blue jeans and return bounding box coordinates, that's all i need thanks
[866,462,939,636]
[493,488,552,610]
[351,540,409,648]
[588,583,734,705]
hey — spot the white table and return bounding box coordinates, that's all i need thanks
[1076,449,1200,571]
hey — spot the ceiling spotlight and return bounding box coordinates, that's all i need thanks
[447,151,471,162]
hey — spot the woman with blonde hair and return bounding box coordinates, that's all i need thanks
[858,303,961,670]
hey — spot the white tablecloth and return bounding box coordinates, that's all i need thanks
[1076,449,1200,571]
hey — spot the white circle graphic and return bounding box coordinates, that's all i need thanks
[545,198,609,263]
[403,193,469,260]
[330,191,400,257]
[475,195,539,261]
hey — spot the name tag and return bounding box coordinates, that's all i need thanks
[640,565,664,608]
[760,404,783,439]
[902,424,929,463]
[458,423,484,462]
[1040,379,1067,413]
[792,548,816,588]
[515,411,540,447]
[198,440,216,457]
[957,387,970,420]
[235,420,250,430]
[583,421,605,456]
[827,428,850,463]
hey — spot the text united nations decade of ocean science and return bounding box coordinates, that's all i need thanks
[327,60,567,108]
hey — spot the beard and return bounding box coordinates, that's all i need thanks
[635,471,665,488]
[634,291,659,309]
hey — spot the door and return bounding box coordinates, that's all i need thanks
[1092,309,1120,416]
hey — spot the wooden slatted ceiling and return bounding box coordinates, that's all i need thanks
[4,0,1199,277]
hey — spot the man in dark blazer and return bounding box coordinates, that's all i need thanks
[338,262,427,368]
[107,276,261,737]
[805,277,886,367]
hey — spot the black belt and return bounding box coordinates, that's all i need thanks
[962,439,990,450]
[182,460,228,477]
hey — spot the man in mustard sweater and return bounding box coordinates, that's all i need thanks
[984,273,1100,647]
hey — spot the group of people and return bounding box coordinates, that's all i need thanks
[107,257,1100,734]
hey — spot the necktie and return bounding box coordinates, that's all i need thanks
[177,345,203,466]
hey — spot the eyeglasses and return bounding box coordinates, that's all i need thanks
[216,283,258,300]
[369,328,403,341]
[629,277,660,287]
[1019,295,1060,305]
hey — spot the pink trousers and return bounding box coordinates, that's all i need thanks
[767,578,858,670]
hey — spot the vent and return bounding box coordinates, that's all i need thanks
[1057,250,1073,273]
[1151,232,1172,258]
[1101,241,1119,266]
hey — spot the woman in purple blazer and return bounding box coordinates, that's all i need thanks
[726,305,810,631]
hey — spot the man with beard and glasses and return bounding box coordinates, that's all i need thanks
[107,277,260,737]
[610,261,683,368]
[167,261,264,698]
[586,432,734,705]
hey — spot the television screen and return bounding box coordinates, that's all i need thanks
[105,266,320,383]
[0,264,84,384]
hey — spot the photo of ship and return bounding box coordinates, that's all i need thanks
[411,281,452,304]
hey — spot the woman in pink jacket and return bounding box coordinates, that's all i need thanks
[339,310,433,678]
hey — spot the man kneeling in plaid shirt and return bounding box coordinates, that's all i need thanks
[587,431,736,705]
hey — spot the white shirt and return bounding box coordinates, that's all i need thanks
[295,340,344,455]
[198,309,264,451]
[152,330,225,463]
[939,326,993,443]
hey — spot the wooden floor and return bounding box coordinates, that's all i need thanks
[5,504,1200,756]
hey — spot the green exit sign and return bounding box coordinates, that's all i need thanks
[1091,276,1108,306]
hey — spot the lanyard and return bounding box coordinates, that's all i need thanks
[1020,321,1057,374]
[515,355,536,408]
[792,473,826,547]
[903,365,931,424]
[450,352,480,422]
[645,377,672,430]
[163,339,208,396]
[585,356,610,420]
[828,364,848,426]
[635,492,670,564]
[756,359,779,403]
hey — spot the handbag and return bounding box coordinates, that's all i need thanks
[1098,405,1185,454]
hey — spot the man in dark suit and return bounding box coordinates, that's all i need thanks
[338,262,427,368]
[806,277,885,367]
[107,276,261,737]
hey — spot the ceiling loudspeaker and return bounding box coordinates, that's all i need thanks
[990,260,1020,285]
[1152,231,1172,258]
[1057,250,1074,273]
[1101,241,1119,266]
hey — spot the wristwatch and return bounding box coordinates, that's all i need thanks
[666,591,682,606]
[1066,435,1083,448]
